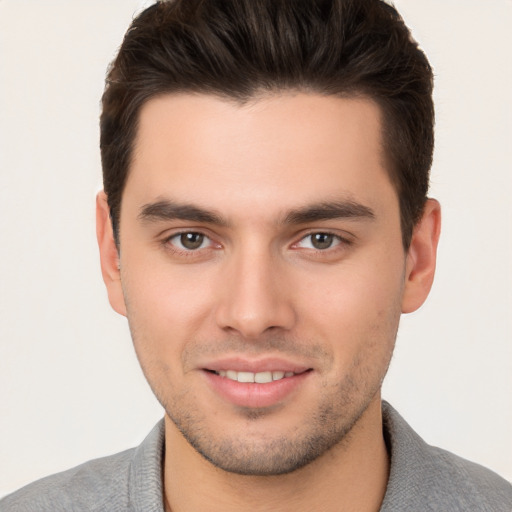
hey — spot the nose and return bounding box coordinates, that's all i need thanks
[214,247,296,339]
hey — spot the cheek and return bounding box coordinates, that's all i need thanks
[122,257,215,325]
[295,253,404,356]
[301,257,403,316]
[119,258,219,376]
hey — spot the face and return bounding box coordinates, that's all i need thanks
[103,93,419,475]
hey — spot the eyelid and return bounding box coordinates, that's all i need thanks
[297,234,337,251]
[162,229,222,254]
[170,232,210,250]
[159,227,352,257]
[292,230,353,250]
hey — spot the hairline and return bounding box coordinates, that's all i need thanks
[113,87,411,249]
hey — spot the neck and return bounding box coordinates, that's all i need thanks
[163,397,389,512]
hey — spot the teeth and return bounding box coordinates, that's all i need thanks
[255,371,272,384]
[215,370,295,383]
[237,371,255,383]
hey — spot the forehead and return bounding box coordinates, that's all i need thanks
[126,92,396,222]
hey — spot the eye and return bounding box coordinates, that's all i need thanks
[168,232,211,251]
[296,232,341,250]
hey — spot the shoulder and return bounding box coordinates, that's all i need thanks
[381,402,512,512]
[424,444,512,510]
[0,448,135,512]
[0,420,165,512]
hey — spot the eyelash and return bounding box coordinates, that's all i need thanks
[163,231,218,257]
[161,230,352,258]
[294,232,351,251]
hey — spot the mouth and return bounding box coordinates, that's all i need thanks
[202,365,312,408]
[208,369,306,383]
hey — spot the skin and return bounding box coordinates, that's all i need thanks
[97,93,441,512]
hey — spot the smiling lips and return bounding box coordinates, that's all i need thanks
[215,369,296,383]
[204,365,312,408]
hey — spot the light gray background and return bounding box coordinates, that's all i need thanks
[1,0,511,497]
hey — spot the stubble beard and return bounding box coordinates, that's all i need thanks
[125,297,401,477]
[164,374,384,476]
[150,330,396,476]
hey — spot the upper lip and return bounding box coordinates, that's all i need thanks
[201,356,311,374]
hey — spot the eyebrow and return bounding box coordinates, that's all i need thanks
[138,198,375,227]
[283,200,375,224]
[138,200,229,226]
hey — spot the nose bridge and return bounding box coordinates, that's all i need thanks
[215,240,295,337]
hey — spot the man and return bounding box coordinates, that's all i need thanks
[2,0,511,510]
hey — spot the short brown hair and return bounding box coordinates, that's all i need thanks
[100,0,434,248]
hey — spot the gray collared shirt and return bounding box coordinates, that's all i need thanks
[2,402,511,511]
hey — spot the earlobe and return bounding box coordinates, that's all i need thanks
[401,198,441,314]
[96,191,127,317]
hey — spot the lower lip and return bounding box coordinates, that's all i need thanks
[203,370,311,408]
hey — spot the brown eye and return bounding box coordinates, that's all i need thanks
[179,232,205,250]
[295,232,341,251]
[166,232,209,251]
[310,233,335,249]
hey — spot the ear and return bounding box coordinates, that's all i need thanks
[401,198,441,313]
[96,191,127,316]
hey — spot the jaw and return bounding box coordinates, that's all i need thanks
[163,392,390,512]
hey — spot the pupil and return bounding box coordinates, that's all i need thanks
[312,233,333,249]
[181,233,204,250]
